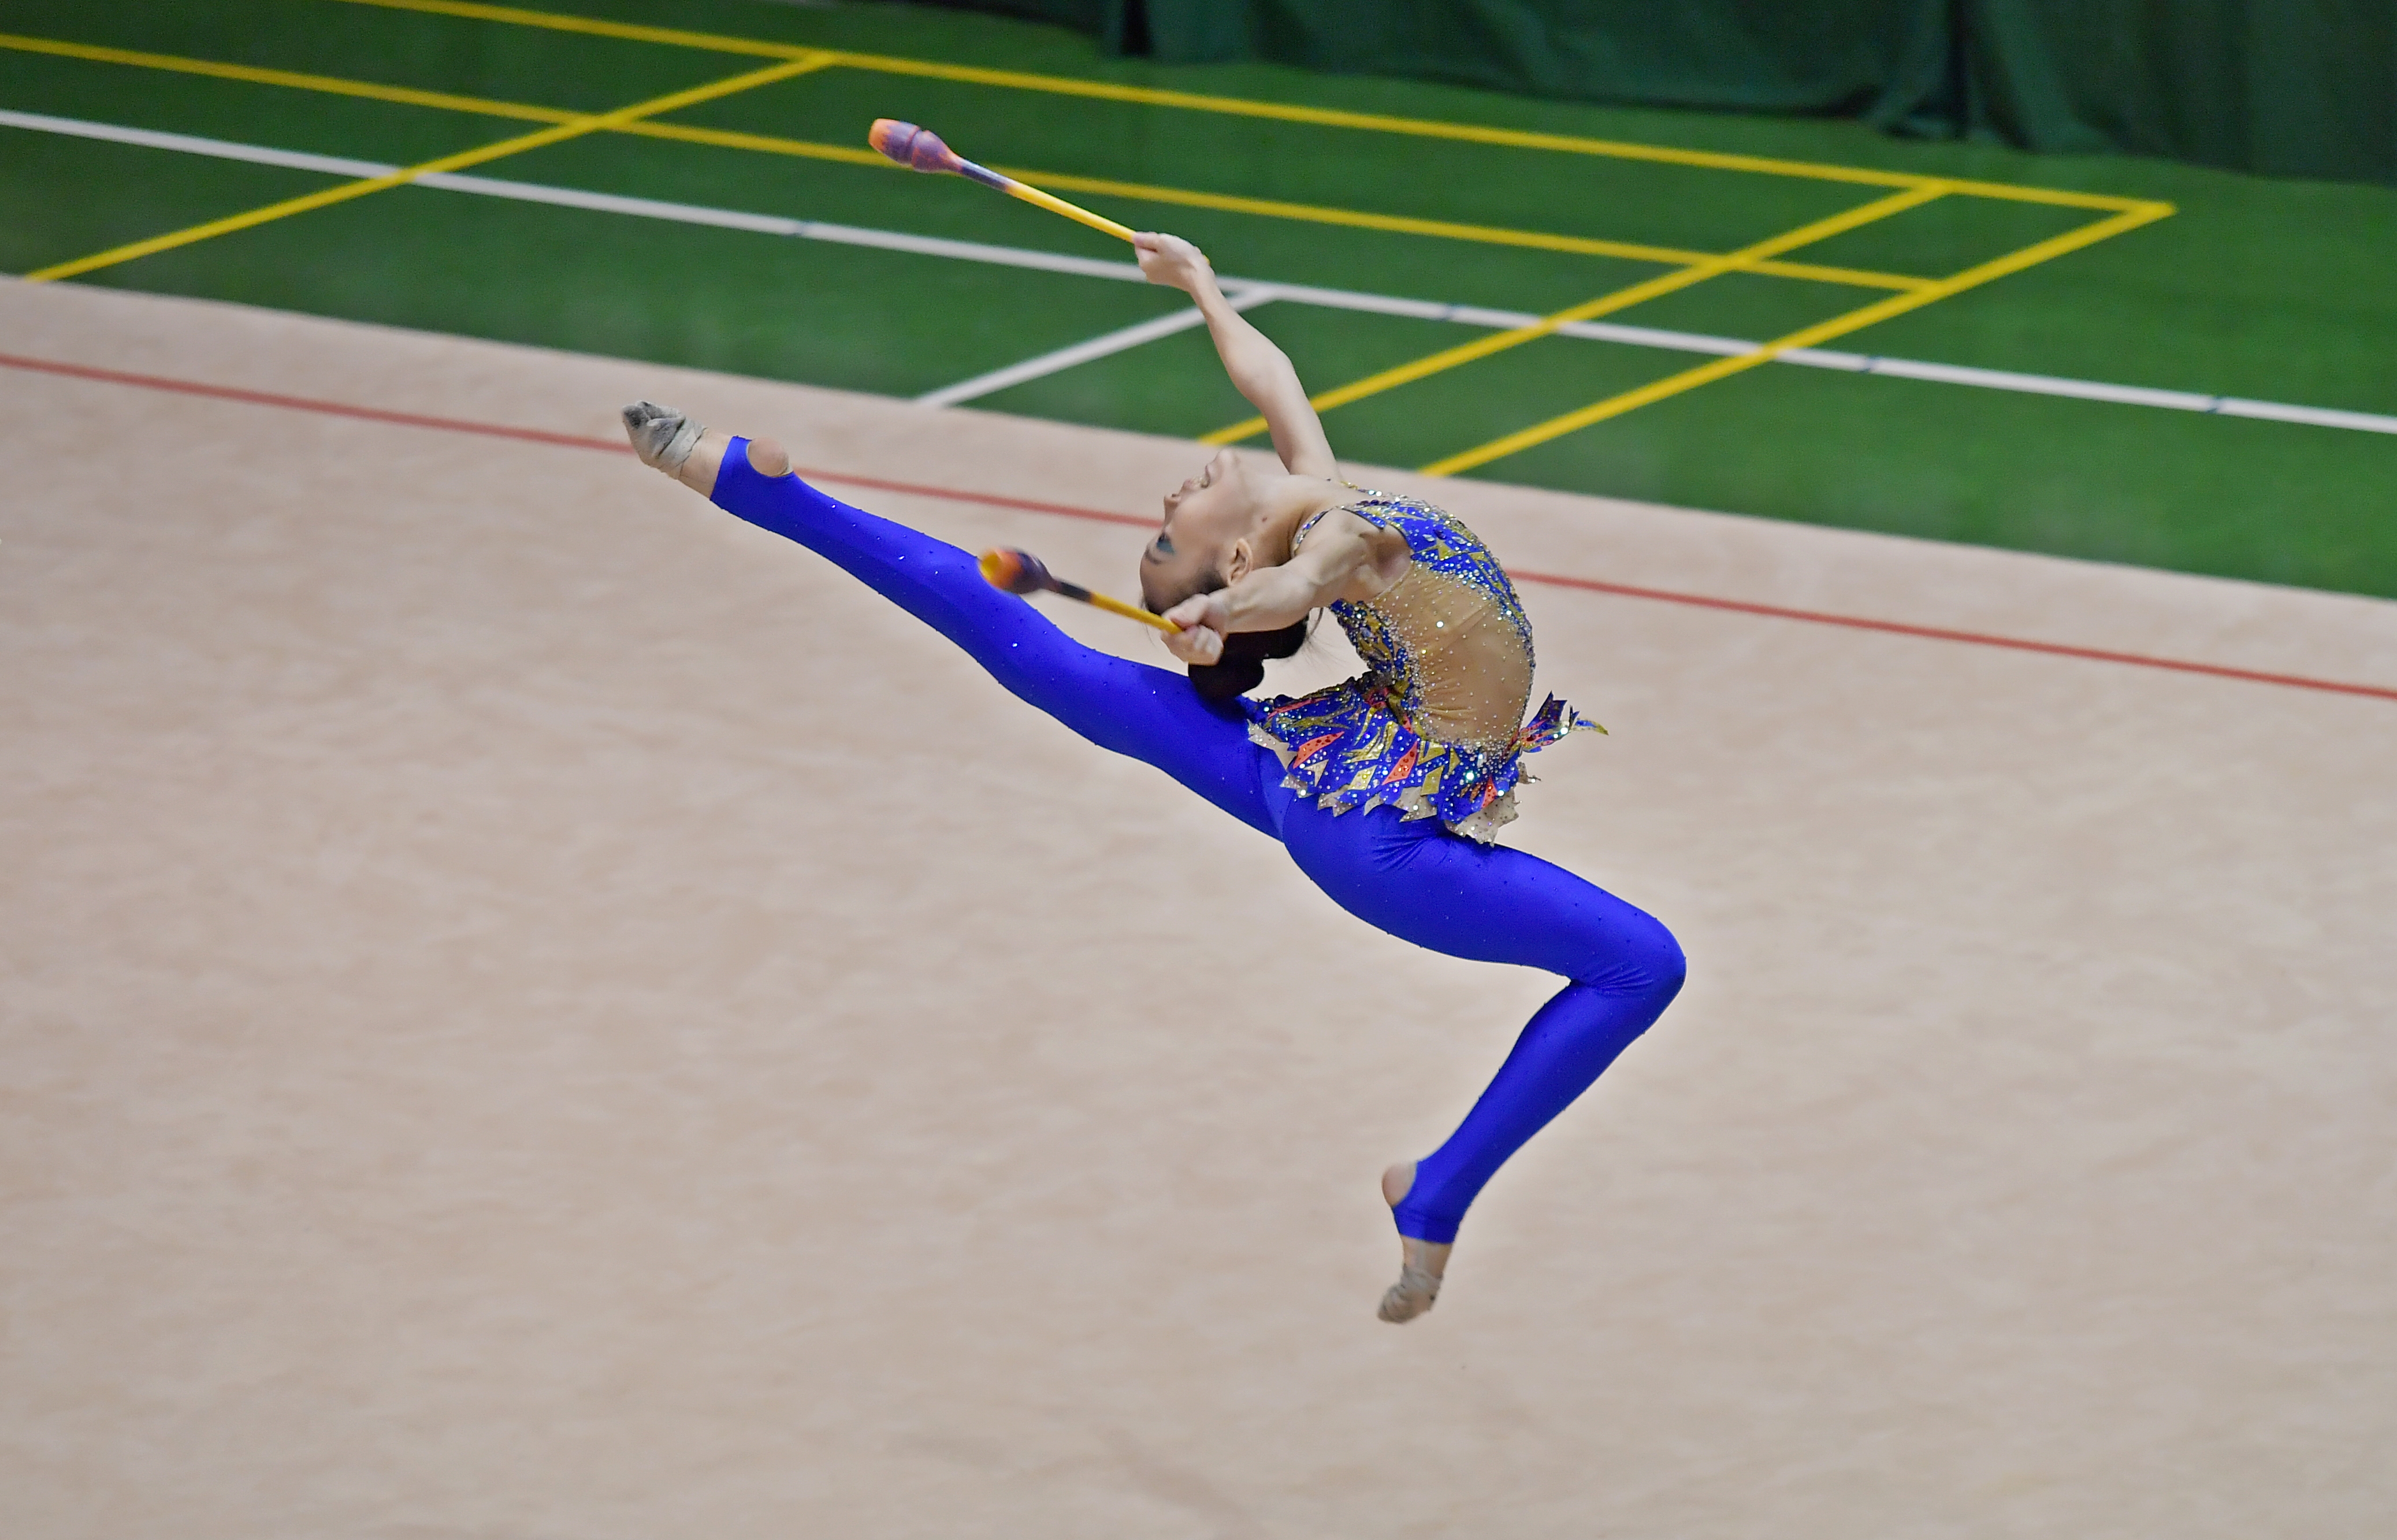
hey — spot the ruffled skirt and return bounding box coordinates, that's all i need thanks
[1244,678,1598,843]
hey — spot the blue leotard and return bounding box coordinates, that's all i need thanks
[709,444,1684,1245]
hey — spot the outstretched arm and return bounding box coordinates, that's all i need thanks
[1137,232,1336,480]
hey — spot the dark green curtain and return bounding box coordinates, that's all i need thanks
[1107,0,1936,116]
[920,0,1109,31]
[922,0,2397,186]
[1924,1,2396,184]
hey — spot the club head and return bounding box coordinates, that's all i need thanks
[868,118,960,174]
[979,547,1054,596]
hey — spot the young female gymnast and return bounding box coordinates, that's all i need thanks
[623,232,1684,1323]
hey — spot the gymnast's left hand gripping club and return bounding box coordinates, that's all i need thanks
[979,548,1178,633]
[868,119,1137,244]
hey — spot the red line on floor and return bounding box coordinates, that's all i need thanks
[9,349,2392,705]
[1511,571,2397,700]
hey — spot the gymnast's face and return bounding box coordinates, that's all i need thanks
[1140,448,1263,609]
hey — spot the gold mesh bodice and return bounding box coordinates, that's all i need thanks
[1291,494,1537,749]
[1351,562,1535,750]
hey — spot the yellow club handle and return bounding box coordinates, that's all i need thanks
[1087,590,1179,633]
[1002,180,1139,243]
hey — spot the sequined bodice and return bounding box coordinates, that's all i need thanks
[1250,491,1594,842]
[1293,494,1536,751]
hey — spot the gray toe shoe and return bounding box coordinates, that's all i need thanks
[622,400,704,474]
[1377,1261,1442,1323]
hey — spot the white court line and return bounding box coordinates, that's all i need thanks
[0,111,397,178]
[915,286,1279,408]
[8,107,2392,438]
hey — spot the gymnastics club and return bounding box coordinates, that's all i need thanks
[868,119,1138,244]
[980,547,1179,633]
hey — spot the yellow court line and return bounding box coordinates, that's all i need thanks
[1419,200,2178,476]
[616,118,887,165]
[332,0,806,59]
[973,168,1934,290]
[0,32,1927,292]
[326,0,2149,210]
[24,55,830,283]
[1199,183,1950,445]
[0,30,573,122]
[618,118,1930,290]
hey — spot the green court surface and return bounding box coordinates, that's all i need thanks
[4,0,2393,597]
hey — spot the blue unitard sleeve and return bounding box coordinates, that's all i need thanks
[707,442,1684,1246]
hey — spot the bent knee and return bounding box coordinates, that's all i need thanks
[1581,912,1685,1000]
[745,436,791,477]
[1647,927,1688,999]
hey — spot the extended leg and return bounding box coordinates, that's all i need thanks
[628,407,1275,834]
[1278,799,1685,1319]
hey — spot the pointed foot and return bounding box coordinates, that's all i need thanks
[1377,1236,1451,1323]
[1377,1162,1451,1324]
[622,400,703,475]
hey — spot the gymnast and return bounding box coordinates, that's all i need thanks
[623,231,1685,1323]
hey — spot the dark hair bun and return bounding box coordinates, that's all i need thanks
[1189,618,1310,701]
